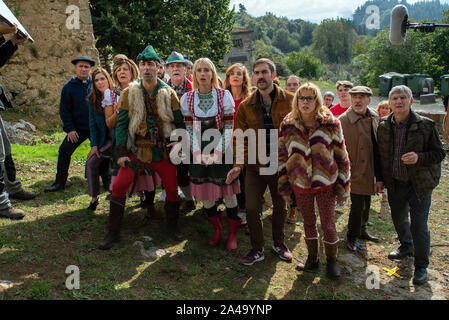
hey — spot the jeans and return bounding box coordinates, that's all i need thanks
[388,179,431,268]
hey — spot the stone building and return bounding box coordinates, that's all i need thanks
[0,0,100,130]
[222,27,253,71]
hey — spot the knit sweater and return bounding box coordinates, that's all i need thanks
[278,108,351,200]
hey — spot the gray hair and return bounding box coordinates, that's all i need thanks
[389,85,412,100]
[287,75,300,83]
[323,91,335,99]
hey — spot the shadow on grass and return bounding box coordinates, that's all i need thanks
[18,176,101,208]
[0,199,280,300]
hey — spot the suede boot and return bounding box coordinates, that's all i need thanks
[324,241,341,280]
[99,196,125,250]
[165,201,183,241]
[296,238,319,271]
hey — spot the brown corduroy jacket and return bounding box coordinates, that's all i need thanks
[233,84,294,172]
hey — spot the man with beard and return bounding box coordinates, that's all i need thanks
[164,51,195,214]
[330,80,353,117]
[99,45,185,249]
[226,58,294,265]
[339,86,382,252]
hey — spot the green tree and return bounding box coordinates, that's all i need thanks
[424,8,449,87]
[253,40,291,76]
[353,27,429,87]
[312,18,357,64]
[286,51,326,79]
[89,0,235,66]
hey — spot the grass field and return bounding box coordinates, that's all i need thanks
[0,134,448,300]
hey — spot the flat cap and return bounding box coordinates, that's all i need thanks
[71,56,95,66]
[349,86,373,96]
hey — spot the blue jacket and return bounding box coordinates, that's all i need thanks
[59,76,92,133]
[88,103,108,148]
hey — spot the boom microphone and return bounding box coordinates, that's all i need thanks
[389,4,449,45]
[389,5,408,45]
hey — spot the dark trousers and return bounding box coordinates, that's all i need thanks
[347,193,371,240]
[177,163,190,188]
[4,154,16,182]
[236,167,246,211]
[55,130,90,185]
[245,169,287,250]
[388,179,431,268]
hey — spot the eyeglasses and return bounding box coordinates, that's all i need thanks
[298,96,315,102]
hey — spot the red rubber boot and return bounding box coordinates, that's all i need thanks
[208,212,223,246]
[226,218,241,251]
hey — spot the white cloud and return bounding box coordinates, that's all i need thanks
[230,0,449,23]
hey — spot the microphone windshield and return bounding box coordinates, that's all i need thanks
[390,4,408,45]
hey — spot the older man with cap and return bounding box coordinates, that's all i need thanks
[330,80,353,117]
[377,85,445,285]
[164,51,195,213]
[339,85,383,252]
[45,56,96,192]
[99,45,185,249]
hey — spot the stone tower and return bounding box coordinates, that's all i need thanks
[0,0,100,130]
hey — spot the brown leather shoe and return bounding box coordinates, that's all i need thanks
[9,190,36,200]
[346,239,357,252]
[0,206,25,220]
[360,230,380,243]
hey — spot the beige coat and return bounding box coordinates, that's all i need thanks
[339,107,380,195]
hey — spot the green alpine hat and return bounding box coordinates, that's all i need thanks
[136,45,160,63]
[165,51,186,66]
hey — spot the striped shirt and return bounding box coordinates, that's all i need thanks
[391,114,410,182]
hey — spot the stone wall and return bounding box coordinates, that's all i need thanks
[0,0,99,130]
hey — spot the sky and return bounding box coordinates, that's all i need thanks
[230,0,449,23]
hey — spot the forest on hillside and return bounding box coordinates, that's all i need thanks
[233,0,449,87]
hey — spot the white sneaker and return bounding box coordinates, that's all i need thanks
[178,187,185,199]
[238,210,247,225]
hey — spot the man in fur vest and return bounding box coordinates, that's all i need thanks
[339,86,383,252]
[99,45,185,250]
